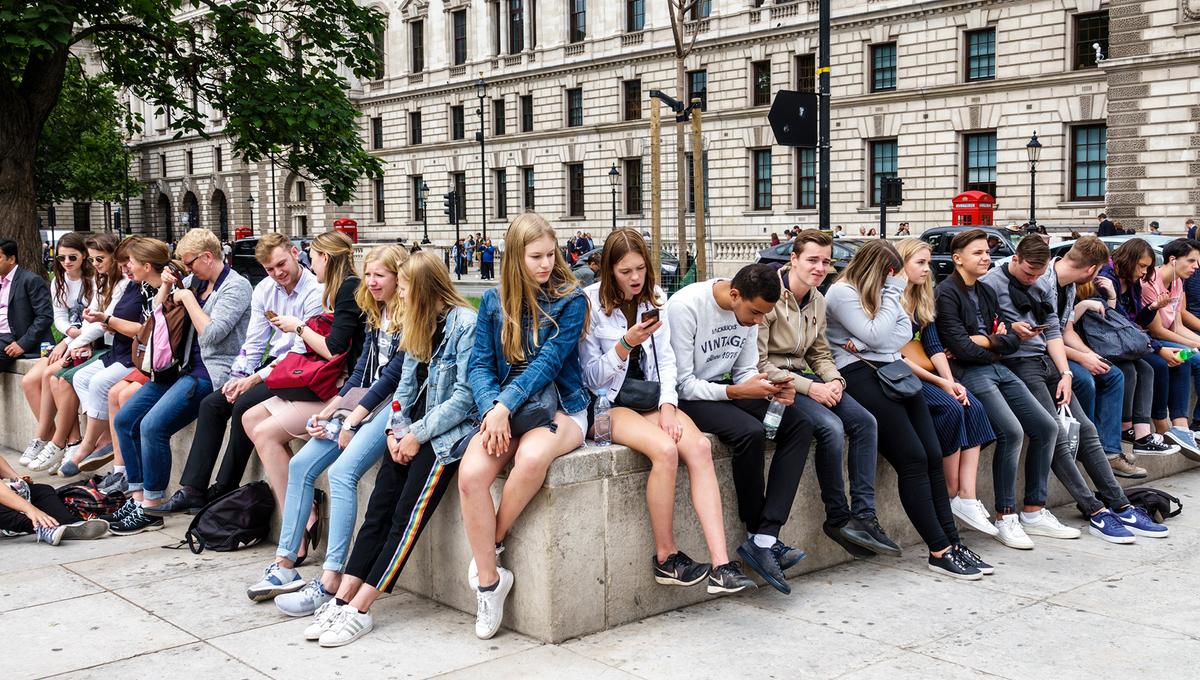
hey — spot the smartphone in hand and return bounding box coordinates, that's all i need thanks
[640,308,660,325]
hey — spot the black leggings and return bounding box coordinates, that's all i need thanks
[841,362,959,553]
[0,483,78,534]
[1117,358,1153,425]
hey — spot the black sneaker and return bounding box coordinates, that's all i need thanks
[953,543,994,575]
[844,515,902,557]
[1133,433,1179,456]
[1122,428,1137,445]
[653,551,711,587]
[822,521,875,559]
[706,561,757,594]
[144,488,206,516]
[98,497,137,524]
[770,540,808,571]
[108,504,165,536]
[927,549,982,581]
[736,539,790,594]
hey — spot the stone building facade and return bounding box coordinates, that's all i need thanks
[44,0,1200,270]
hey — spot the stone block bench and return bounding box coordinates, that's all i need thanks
[1,360,1195,642]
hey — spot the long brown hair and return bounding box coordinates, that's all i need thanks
[85,233,120,309]
[499,213,582,363]
[897,238,935,327]
[125,237,172,272]
[835,239,903,319]
[1112,238,1155,284]
[355,245,407,333]
[598,227,659,315]
[52,232,95,308]
[311,230,356,310]
[398,252,471,362]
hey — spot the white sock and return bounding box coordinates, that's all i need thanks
[752,533,776,549]
[1020,510,1042,523]
[114,466,126,474]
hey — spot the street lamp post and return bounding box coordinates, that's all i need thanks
[420,181,431,244]
[1026,132,1042,234]
[121,143,131,237]
[248,195,256,232]
[476,76,487,240]
[608,163,620,231]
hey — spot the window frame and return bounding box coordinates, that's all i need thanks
[752,148,773,211]
[410,20,425,73]
[623,158,643,215]
[451,105,465,141]
[567,163,585,217]
[1073,11,1109,71]
[627,0,645,33]
[623,79,642,121]
[373,177,385,222]
[411,175,425,220]
[508,0,524,54]
[566,88,583,128]
[569,0,586,44]
[1070,123,1107,201]
[751,60,772,107]
[409,111,422,145]
[964,28,996,82]
[370,115,384,150]
[522,166,535,210]
[795,147,816,210]
[794,53,815,93]
[452,10,468,66]
[520,94,534,132]
[962,131,997,198]
[870,42,897,93]
[868,138,899,207]
[687,69,708,111]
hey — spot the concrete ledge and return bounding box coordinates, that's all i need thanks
[3,362,1196,643]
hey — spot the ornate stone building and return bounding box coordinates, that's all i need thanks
[44,0,1200,271]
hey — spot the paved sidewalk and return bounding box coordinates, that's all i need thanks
[4,452,1200,679]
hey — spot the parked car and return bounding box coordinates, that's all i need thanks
[920,226,1021,282]
[756,237,869,292]
[992,233,1176,268]
[232,236,306,285]
[570,246,686,292]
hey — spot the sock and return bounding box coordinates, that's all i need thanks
[478,581,499,593]
[335,598,348,607]
[752,533,776,549]
[357,608,369,614]
[114,465,126,474]
[1020,510,1042,523]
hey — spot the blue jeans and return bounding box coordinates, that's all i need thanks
[1159,341,1200,421]
[113,375,212,499]
[958,363,1058,514]
[788,386,878,521]
[275,410,389,571]
[1069,360,1124,455]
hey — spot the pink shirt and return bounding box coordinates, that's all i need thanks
[1141,267,1184,330]
[0,266,17,335]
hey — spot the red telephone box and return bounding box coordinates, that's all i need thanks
[951,191,995,226]
[333,218,359,243]
[234,226,253,241]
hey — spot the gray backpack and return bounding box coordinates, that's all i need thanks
[1075,307,1152,361]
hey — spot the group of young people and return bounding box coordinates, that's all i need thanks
[2,217,1188,649]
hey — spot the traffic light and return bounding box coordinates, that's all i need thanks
[881,177,904,207]
[443,191,458,225]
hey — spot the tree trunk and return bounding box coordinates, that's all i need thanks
[674,63,688,278]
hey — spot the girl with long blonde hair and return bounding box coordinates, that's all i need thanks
[458,212,590,639]
[895,239,996,541]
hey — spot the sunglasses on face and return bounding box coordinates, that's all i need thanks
[89,256,107,264]
[57,254,80,263]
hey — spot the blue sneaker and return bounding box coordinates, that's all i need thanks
[1087,509,1136,544]
[1115,506,1169,538]
[276,578,333,616]
[770,540,808,571]
[1163,427,1200,458]
[246,562,305,602]
[736,539,790,594]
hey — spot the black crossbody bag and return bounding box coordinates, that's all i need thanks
[614,335,662,412]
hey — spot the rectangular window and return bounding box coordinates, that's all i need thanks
[690,0,711,20]
[1071,124,1107,201]
[451,105,465,140]
[373,177,385,222]
[963,132,997,197]
[453,10,467,65]
[214,146,223,172]
[73,203,92,231]
[493,99,506,136]
[794,53,815,93]
[965,28,995,81]
[372,28,386,79]
[753,149,772,211]
[409,111,422,145]
[296,181,306,201]
[453,172,467,221]
[570,0,586,43]
[685,151,709,214]
[520,94,534,132]
[869,139,898,206]
[160,153,167,176]
[412,175,425,220]
[410,21,424,72]
[186,150,194,175]
[627,0,644,32]
[752,60,772,107]
[624,159,643,215]
[623,79,641,121]
[687,69,707,111]
[567,163,585,217]
[567,88,583,127]
[495,169,508,219]
[796,147,816,209]
[371,116,384,150]
[509,0,524,53]
[870,42,897,92]
[522,166,535,210]
[1074,11,1109,70]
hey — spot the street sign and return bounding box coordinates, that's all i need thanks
[768,90,819,147]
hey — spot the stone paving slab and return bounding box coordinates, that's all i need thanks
[46,642,269,680]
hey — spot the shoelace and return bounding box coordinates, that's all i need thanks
[36,527,55,544]
[300,579,326,600]
[956,544,984,565]
[476,589,495,620]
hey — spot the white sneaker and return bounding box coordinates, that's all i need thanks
[304,599,343,641]
[951,497,999,536]
[993,514,1034,550]
[19,439,45,466]
[318,605,374,647]
[1019,508,1081,539]
[27,443,65,472]
[467,543,506,588]
[474,567,514,640]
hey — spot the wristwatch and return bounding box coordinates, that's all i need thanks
[344,422,359,433]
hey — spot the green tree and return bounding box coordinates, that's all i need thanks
[1,0,385,271]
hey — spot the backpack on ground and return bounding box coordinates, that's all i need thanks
[183,481,275,554]
[55,475,125,520]
[1125,487,1182,523]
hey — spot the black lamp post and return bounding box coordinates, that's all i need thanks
[1026,132,1042,234]
[476,76,487,240]
[121,143,131,237]
[420,180,431,244]
[248,195,255,232]
[608,163,620,231]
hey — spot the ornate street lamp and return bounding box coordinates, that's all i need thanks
[608,163,620,231]
[476,75,488,240]
[1026,132,1042,234]
[420,180,431,244]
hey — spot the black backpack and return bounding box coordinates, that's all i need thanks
[1125,487,1182,524]
[183,481,275,554]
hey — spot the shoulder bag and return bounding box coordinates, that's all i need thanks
[848,347,922,401]
[265,313,350,401]
[613,334,661,413]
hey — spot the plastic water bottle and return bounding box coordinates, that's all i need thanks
[763,398,786,441]
[593,389,612,446]
[388,400,411,438]
[324,415,343,440]
[1179,348,1196,361]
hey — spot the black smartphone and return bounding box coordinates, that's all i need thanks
[640,309,660,324]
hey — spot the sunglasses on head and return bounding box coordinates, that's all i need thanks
[56,254,79,263]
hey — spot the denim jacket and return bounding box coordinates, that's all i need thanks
[468,285,590,417]
[394,306,478,463]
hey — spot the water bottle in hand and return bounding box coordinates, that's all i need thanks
[324,415,344,440]
[593,389,612,446]
[763,398,785,441]
[388,400,411,438]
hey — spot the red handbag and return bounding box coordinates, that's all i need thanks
[264,314,349,401]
